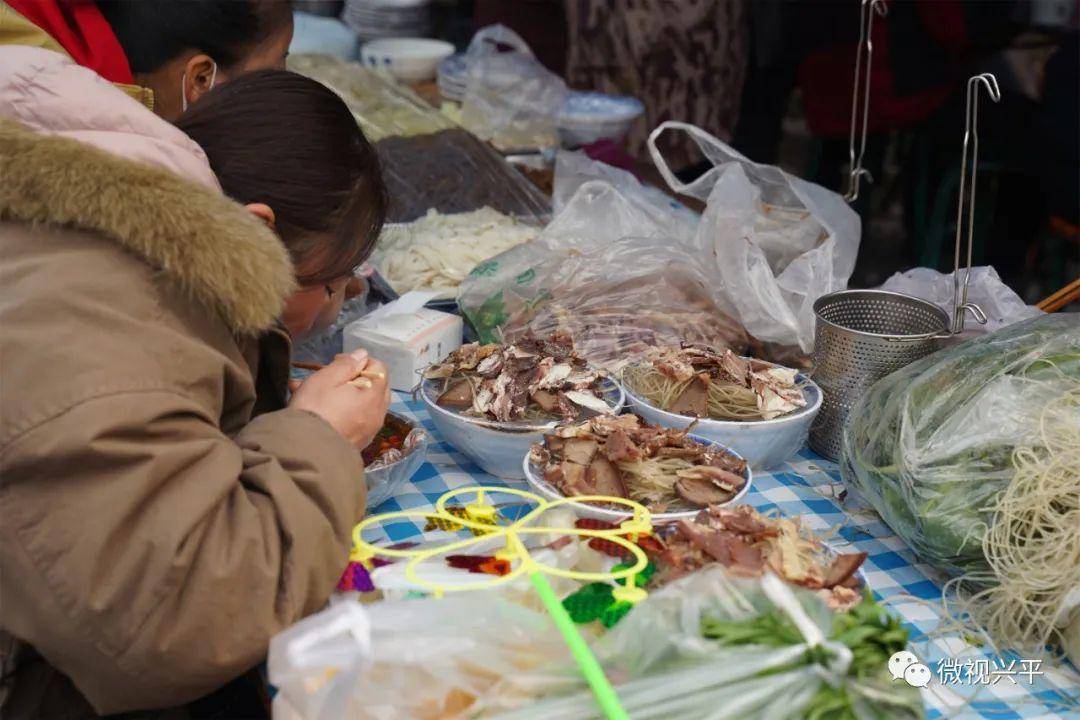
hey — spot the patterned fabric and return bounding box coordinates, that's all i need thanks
[564,0,748,168]
[364,391,1079,719]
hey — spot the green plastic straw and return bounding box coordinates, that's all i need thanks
[529,571,629,720]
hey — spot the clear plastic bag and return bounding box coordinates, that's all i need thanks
[647,121,861,353]
[879,266,1042,336]
[473,570,922,720]
[270,569,921,720]
[841,314,1080,576]
[288,54,454,142]
[267,593,570,720]
[375,128,552,224]
[456,180,747,368]
[552,150,699,244]
[461,25,568,152]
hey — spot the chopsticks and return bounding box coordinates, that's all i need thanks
[1036,277,1080,313]
[290,361,385,389]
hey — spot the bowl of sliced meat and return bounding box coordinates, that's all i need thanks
[620,345,821,470]
[523,413,752,522]
[420,332,624,479]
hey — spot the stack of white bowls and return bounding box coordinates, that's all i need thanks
[436,53,468,101]
[343,0,431,43]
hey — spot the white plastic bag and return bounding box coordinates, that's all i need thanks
[268,594,570,720]
[461,25,568,151]
[456,180,747,366]
[552,150,699,244]
[648,121,861,353]
[879,266,1042,335]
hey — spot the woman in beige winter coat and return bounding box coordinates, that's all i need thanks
[0,49,389,717]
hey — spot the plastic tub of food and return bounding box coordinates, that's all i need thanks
[523,433,752,523]
[361,412,429,508]
[557,91,645,148]
[360,38,455,83]
[419,377,625,480]
[622,359,822,470]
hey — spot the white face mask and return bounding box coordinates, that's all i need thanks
[180,61,217,113]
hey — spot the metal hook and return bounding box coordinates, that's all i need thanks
[951,73,1001,333]
[844,0,888,203]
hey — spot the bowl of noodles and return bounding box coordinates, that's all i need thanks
[523,414,752,523]
[620,346,822,470]
[420,334,625,479]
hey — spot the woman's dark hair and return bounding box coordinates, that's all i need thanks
[176,70,388,285]
[97,0,292,73]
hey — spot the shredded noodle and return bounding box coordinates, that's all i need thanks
[622,364,765,420]
[955,384,1080,660]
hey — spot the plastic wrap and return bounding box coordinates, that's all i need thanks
[269,569,920,720]
[472,570,922,719]
[552,150,699,243]
[460,25,568,151]
[648,121,861,353]
[268,593,570,720]
[376,128,552,224]
[841,314,1080,576]
[288,54,453,142]
[456,181,747,368]
[880,266,1042,336]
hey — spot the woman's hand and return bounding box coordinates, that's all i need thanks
[289,349,390,450]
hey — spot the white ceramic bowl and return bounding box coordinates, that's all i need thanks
[420,378,625,480]
[622,366,822,471]
[523,433,752,523]
[360,38,455,83]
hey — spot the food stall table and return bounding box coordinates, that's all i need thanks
[364,391,1079,720]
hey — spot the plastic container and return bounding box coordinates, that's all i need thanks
[362,412,429,507]
[360,38,455,83]
[419,378,625,480]
[557,91,644,148]
[522,434,752,523]
[622,365,823,470]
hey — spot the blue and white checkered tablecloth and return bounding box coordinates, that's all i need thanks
[366,392,1079,720]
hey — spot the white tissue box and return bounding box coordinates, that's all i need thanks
[343,306,463,391]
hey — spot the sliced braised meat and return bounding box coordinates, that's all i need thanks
[475,354,503,377]
[729,537,764,572]
[532,389,559,413]
[822,552,868,589]
[604,428,641,462]
[674,475,734,507]
[562,438,599,466]
[668,375,709,417]
[706,452,748,475]
[543,435,565,454]
[719,352,750,384]
[676,465,746,491]
[655,445,706,461]
[712,507,769,536]
[555,392,580,421]
[558,461,591,496]
[584,456,628,498]
[437,379,473,408]
[656,357,696,383]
